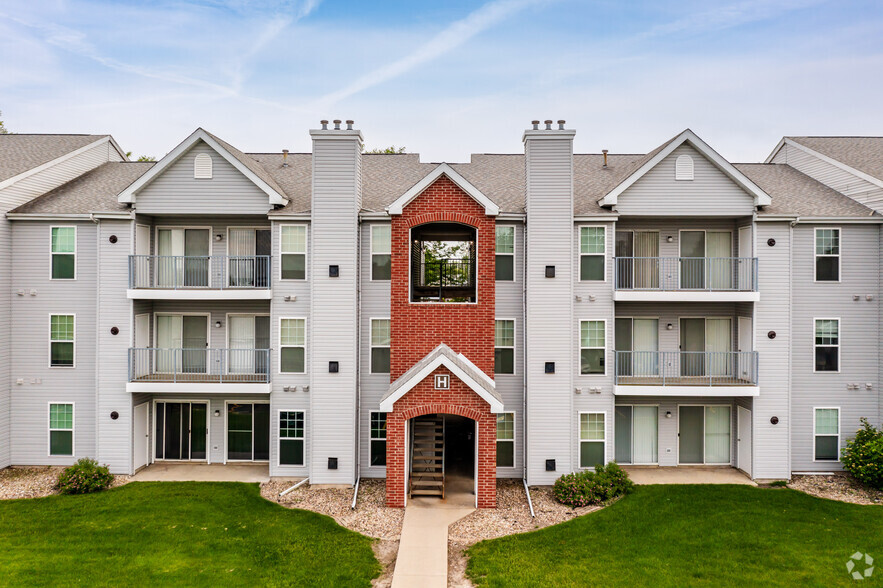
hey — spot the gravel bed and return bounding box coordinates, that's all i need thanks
[789,473,882,505]
[0,466,131,500]
[261,479,405,540]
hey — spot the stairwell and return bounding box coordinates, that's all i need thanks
[409,415,445,498]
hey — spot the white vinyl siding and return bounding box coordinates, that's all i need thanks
[50,226,76,280]
[495,226,515,281]
[579,226,606,281]
[580,320,606,375]
[814,408,839,461]
[279,318,306,373]
[814,318,839,372]
[496,413,515,467]
[814,228,840,282]
[579,412,606,468]
[278,411,304,466]
[280,225,307,280]
[371,225,391,280]
[370,319,390,374]
[370,412,387,467]
[494,319,515,374]
[49,403,74,456]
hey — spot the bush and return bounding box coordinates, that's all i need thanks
[553,462,635,507]
[55,458,114,495]
[841,418,883,490]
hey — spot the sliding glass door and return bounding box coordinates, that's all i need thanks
[154,402,207,461]
[157,228,210,287]
[156,315,207,374]
[679,405,731,465]
[615,405,658,464]
[227,403,270,461]
[680,318,732,378]
[615,318,659,378]
[228,228,271,287]
[615,231,659,289]
[228,315,270,376]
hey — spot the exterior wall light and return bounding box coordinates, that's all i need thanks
[666,235,674,243]
[666,323,673,330]
[214,321,222,328]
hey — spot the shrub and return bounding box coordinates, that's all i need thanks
[841,418,883,490]
[55,458,114,495]
[552,462,635,507]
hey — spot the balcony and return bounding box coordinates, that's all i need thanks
[127,255,272,300]
[413,258,475,301]
[126,348,271,393]
[613,257,759,302]
[613,350,759,397]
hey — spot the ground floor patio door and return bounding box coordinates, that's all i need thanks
[615,405,659,464]
[226,403,270,461]
[737,406,752,475]
[155,402,208,461]
[679,405,731,465]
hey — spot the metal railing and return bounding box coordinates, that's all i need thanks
[128,348,271,383]
[613,257,758,292]
[614,350,758,386]
[129,255,271,289]
[414,258,475,300]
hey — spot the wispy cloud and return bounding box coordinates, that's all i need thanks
[315,0,548,107]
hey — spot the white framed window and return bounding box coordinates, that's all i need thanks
[280,225,307,280]
[50,226,76,280]
[278,410,304,466]
[49,314,75,368]
[815,228,840,282]
[371,224,391,280]
[370,412,387,466]
[194,152,213,179]
[494,319,515,374]
[579,226,606,281]
[49,403,74,456]
[496,413,515,467]
[279,318,306,373]
[370,319,390,374]
[495,225,515,281]
[814,407,840,461]
[580,320,606,375]
[675,154,694,180]
[579,412,606,468]
[814,318,839,372]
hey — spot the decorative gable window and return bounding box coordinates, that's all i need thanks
[194,153,213,179]
[675,154,694,180]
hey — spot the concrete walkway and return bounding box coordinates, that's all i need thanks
[132,463,270,482]
[623,466,756,486]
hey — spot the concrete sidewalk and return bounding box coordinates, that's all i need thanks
[131,463,270,482]
[623,466,756,485]
[392,502,474,588]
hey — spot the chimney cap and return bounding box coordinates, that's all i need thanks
[558,120,565,130]
[320,120,328,130]
[282,149,289,154]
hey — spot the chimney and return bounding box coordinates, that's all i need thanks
[282,149,289,168]
[602,149,608,169]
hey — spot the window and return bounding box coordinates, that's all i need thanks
[579,412,606,468]
[814,408,839,461]
[50,227,76,279]
[494,319,515,374]
[280,318,305,373]
[49,403,73,456]
[495,226,515,281]
[579,226,605,281]
[814,319,839,372]
[370,412,387,466]
[50,315,74,367]
[370,319,390,374]
[280,225,307,280]
[279,411,304,466]
[496,413,515,467]
[371,225,391,280]
[815,228,840,281]
[194,153,213,179]
[580,320,606,374]
[675,154,694,180]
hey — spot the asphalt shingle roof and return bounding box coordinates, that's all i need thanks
[787,137,883,183]
[0,134,110,183]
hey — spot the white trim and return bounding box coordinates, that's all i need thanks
[48,401,75,457]
[613,291,760,302]
[572,215,619,222]
[277,409,306,467]
[579,318,607,376]
[614,385,759,397]
[578,411,607,469]
[599,129,772,207]
[813,317,840,373]
[0,136,112,191]
[813,406,841,462]
[766,138,883,190]
[379,353,503,413]
[118,128,288,205]
[50,225,77,280]
[494,224,516,282]
[48,313,76,369]
[407,223,479,306]
[223,400,271,464]
[813,227,841,283]
[578,225,607,282]
[370,223,392,282]
[495,412,516,469]
[278,317,307,374]
[279,223,308,282]
[151,400,211,463]
[127,382,271,393]
[494,317,516,375]
[127,289,273,300]
[386,163,499,216]
[369,317,391,375]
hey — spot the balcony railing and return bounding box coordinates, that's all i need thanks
[129,255,271,290]
[614,257,757,292]
[413,258,475,300]
[128,348,271,383]
[615,351,758,386]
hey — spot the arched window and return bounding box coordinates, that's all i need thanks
[194,153,213,179]
[675,154,694,181]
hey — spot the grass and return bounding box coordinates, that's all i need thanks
[467,485,883,587]
[0,482,380,587]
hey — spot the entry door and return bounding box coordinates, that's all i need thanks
[737,406,752,475]
[227,403,270,461]
[134,402,149,470]
[738,317,753,381]
[157,228,210,287]
[228,228,271,287]
[155,402,208,461]
[680,318,705,377]
[156,315,207,374]
[679,406,705,464]
[135,225,151,287]
[738,226,752,288]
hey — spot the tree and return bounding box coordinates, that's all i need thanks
[125,151,156,162]
[365,145,405,154]
[0,111,9,134]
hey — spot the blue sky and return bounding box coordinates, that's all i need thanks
[1,0,881,162]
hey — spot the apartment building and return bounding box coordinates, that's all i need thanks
[1,122,880,508]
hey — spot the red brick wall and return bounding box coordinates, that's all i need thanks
[385,367,497,508]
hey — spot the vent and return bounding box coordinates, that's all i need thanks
[675,154,694,181]
[194,153,213,179]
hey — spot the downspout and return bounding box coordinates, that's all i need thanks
[351,476,360,509]
[523,478,535,517]
[93,215,101,462]
[279,477,310,496]
[354,210,362,488]
[522,217,530,492]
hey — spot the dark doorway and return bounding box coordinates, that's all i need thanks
[444,415,475,494]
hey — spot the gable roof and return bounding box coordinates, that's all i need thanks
[379,343,503,413]
[768,137,883,189]
[0,134,122,185]
[117,128,288,206]
[386,162,499,216]
[598,129,772,208]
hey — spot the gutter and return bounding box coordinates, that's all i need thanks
[7,212,134,221]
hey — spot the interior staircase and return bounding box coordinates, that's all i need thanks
[409,415,445,499]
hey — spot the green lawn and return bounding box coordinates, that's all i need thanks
[467,485,883,587]
[0,482,380,587]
